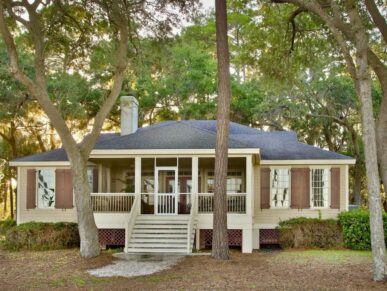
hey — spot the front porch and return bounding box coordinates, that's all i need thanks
[89,156,252,216]
[88,156,254,253]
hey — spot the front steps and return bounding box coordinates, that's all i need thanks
[126,215,197,253]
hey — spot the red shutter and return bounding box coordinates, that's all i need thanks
[26,169,36,209]
[55,169,73,209]
[93,168,99,193]
[260,168,270,209]
[291,168,310,209]
[330,167,340,209]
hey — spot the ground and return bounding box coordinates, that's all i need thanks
[0,248,386,290]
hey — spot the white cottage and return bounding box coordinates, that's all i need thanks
[10,96,355,253]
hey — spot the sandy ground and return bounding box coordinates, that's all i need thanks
[87,253,185,277]
[0,248,386,290]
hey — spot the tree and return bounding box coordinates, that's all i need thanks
[271,0,386,281]
[212,0,231,260]
[0,0,197,258]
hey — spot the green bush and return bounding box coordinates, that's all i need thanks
[338,210,387,250]
[278,217,343,249]
[0,219,16,236]
[3,222,79,251]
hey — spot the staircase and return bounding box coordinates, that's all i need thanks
[126,215,197,253]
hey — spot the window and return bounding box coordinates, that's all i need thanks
[206,170,243,193]
[311,168,329,208]
[271,168,290,208]
[37,169,55,208]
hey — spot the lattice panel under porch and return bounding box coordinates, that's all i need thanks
[200,229,242,248]
[259,229,279,244]
[98,229,125,246]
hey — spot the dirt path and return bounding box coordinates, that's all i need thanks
[0,249,385,290]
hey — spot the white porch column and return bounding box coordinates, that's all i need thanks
[98,164,103,192]
[195,228,200,250]
[252,228,260,249]
[245,155,253,217]
[192,157,199,212]
[135,157,142,214]
[106,168,111,192]
[242,228,253,253]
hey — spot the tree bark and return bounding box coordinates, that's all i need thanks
[9,177,13,219]
[2,181,6,215]
[347,2,386,280]
[71,155,100,258]
[376,100,387,211]
[349,127,362,205]
[212,0,230,260]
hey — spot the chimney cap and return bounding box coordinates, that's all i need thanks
[120,95,138,106]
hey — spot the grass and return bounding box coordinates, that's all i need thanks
[276,249,372,263]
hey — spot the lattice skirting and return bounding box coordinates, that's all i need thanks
[200,229,242,248]
[98,229,125,246]
[259,229,279,244]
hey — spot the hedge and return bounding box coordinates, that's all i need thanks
[0,219,16,236]
[277,217,343,249]
[338,210,387,250]
[2,222,79,251]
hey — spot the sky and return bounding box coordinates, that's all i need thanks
[200,0,215,11]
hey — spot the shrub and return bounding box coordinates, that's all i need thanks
[3,222,79,251]
[338,210,387,250]
[0,219,16,236]
[278,217,343,249]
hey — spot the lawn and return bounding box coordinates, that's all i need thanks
[0,248,386,290]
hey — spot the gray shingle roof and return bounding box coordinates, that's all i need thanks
[12,120,352,162]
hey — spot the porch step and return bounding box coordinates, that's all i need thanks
[126,216,197,254]
[132,229,187,234]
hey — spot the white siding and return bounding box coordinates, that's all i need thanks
[17,167,77,224]
[253,164,348,228]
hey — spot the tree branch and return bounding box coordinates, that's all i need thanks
[0,1,77,154]
[364,0,387,44]
[80,1,129,155]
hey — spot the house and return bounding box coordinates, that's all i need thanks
[10,95,355,253]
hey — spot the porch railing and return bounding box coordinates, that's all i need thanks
[140,193,192,215]
[198,193,246,214]
[91,193,135,212]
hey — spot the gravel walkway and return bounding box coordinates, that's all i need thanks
[87,253,184,278]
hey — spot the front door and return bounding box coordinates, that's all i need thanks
[155,167,178,215]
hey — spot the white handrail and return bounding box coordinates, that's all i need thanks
[186,193,197,253]
[124,194,141,252]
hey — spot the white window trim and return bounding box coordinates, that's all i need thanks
[36,168,56,210]
[269,166,291,209]
[309,166,331,209]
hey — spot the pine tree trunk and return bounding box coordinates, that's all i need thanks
[9,181,13,219]
[3,181,7,215]
[212,0,231,260]
[71,155,100,258]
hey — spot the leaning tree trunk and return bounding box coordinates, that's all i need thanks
[376,95,387,210]
[212,0,231,260]
[357,58,387,280]
[71,154,100,258]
